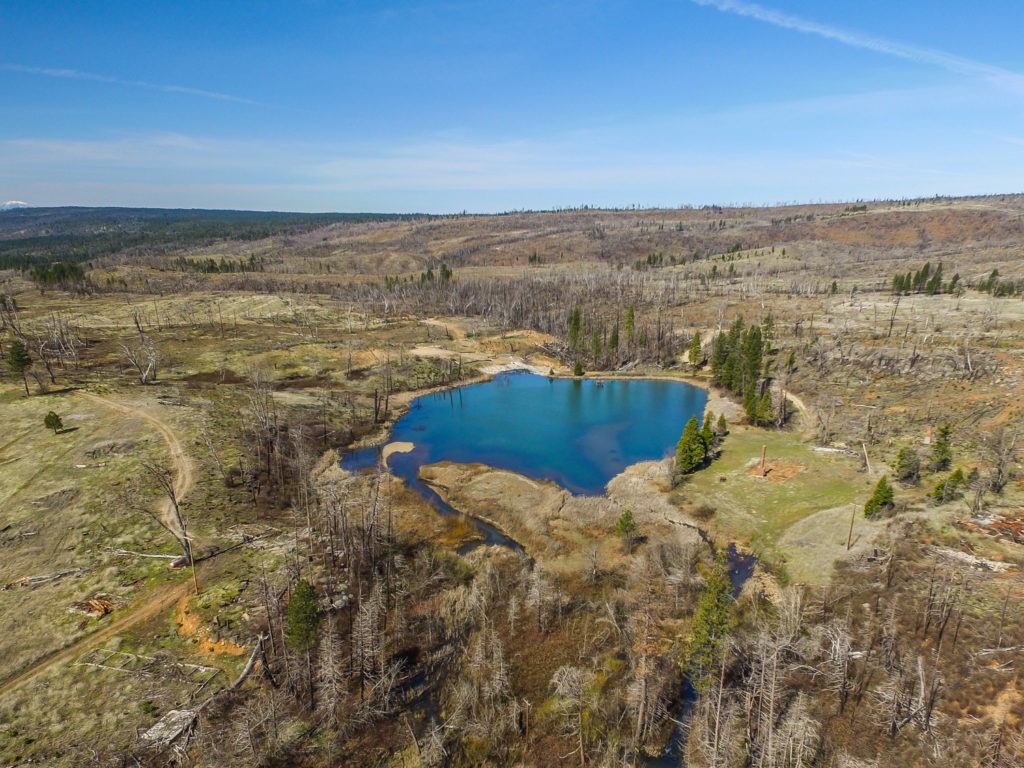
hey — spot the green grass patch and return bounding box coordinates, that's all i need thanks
[678,424,870,581]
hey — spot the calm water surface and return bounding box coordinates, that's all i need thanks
[343,371,707,496]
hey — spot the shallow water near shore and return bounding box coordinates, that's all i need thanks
[343,371,707,496]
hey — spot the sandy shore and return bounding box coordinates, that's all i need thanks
[382,441,414,460]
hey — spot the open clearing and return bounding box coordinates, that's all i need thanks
[676,421,871,582]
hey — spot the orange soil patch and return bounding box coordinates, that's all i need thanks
[175,595,246,657]
[750,460,806,482]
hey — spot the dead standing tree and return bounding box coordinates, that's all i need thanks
[127,459,199,595]
[122,310,160,384]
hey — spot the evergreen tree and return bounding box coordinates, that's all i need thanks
[44,411,63,434]
[613,509,638,553]
[864,476,895,518]
[700,412,715,459]
[739,325,763,396]
[895,445,921,484]
[568,307,583,350]
[285,579,322,653]
[755,388,774,427]
[6,339,31,396]
[715,413,728,439]
[688,330,703,367]
[683,553,734,693]
[929,468,965,505]
[710,331,730,386]
[676,417,705,477]
[930,424,953,472]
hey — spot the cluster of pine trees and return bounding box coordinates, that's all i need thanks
[977,268,1023,297]
[27,261,89,291]
[170,254,264,274]
[710,317,776,426]
[890,261,959,295]
[675,410,727,480]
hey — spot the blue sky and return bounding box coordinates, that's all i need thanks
[2,0,1023,212]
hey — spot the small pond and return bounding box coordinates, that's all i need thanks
[342,370,708,496]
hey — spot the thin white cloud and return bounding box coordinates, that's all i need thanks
[0,63,261,105]
[4,113,1024,212]
[690,0,1024,94]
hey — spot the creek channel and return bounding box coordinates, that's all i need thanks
[341,371,756,762]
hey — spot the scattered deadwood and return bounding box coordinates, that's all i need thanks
[955,513,1024,545]
[140,709,197,749]
[136,635,266,754]
[926,545,1013,572]
[1,568,88,591]
[68,595,117,617]
[975,646,1024,657]
[103,547,179,559]
[227,633,268,692]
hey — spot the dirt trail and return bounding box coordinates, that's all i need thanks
[0,578,195,698]
[0,390,197,699]
[784,390,814,437]
[79,391,195,529]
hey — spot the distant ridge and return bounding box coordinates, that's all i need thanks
[1,201,29,210]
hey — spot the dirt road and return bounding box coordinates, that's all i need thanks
[0,577,195,697]
[0,390,198,698]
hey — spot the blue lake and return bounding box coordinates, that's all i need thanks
[342,371,707,496]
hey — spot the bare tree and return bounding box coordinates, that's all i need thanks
[984,428,1018,495]
[550,665,596,767]
[129,460,198,594]
[122,335,160,384]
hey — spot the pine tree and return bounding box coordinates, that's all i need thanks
[44,411,63,434]
[285,579,322,653]
[929,468,965,505]
[613,509,638,553]
[864,476,895,518]
[688,330,703,367]
[684,553,734,693]
[676,417,705,478]
[7,339,31,396]
[568,308,583,350]
[761,389,774,425]
[930,424,953,472]
[895,445,920,484]
[700,412,715,459]
[739,324,763,396]
[710,331,730,386]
